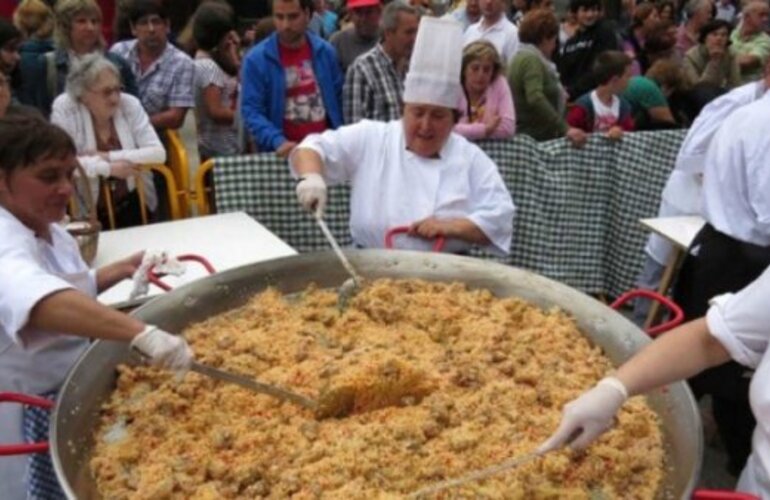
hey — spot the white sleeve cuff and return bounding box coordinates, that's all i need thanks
[706,294,763,369]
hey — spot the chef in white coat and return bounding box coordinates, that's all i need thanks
[291,17,515,255]
[539,263,770,496]
[0,114,193,499]
[641,58,770,275]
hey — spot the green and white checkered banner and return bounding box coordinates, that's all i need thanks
[214,130,686,297]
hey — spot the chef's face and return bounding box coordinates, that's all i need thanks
[0,154,76,235]
[402,103,455,158]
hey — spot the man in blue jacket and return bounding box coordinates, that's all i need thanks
[241,0,344,157]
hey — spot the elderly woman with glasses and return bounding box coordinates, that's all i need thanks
[19,0,137,117]
[51,53,164,228]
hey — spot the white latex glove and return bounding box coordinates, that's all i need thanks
[130,325,193,371]
[537,377,628,453]
[296,173,327,217]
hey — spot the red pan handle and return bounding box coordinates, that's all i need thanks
[147,254,216,292]
[385,226,446,252]
[610,289,685,337]
[0,392,54,456]
[692,489,760,500]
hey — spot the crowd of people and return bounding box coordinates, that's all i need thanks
[1,0,770,498]
[0,0,766,173]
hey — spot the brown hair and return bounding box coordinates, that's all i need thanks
[0,113,75,175]
[646,59,689,92]
[593,50,632,84]
[13,0,55,39]
[632,3,657,28]
[518,9,559,45]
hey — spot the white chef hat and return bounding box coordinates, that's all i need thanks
[403,16,463,109]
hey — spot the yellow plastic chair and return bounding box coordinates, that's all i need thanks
[101,164,182,229]
[165,129,191,217]
[192,159,215,216]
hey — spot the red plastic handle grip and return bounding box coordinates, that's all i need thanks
[692,489,760,500]
[0,392,53,456]
[147,254,216,291]
[610,289,685,337]
[384,226,446,252]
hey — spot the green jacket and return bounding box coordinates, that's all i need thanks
[507,49,567,141]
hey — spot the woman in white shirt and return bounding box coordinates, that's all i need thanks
[0,114,191,499]
[292,17,515,255]
[51,53,165,228]
[539,264,770,496]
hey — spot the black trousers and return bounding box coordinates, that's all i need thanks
[672,223,770,474]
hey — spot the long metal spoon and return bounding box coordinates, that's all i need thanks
[314,214,364,307]
[132,347,355,418]
[410,450,546,497]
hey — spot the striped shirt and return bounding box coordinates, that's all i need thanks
[343,44,405,124]
[110,40,195,117]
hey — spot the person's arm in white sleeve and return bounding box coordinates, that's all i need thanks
[289,122,378,215]
[538,317,730,453]
[464,152,516,255]
[706,265,770,369]
[542,266,770,454]
[28,289,192,370]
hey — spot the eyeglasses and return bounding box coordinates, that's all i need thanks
[88,85,121,98]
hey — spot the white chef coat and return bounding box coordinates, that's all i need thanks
[293,120,515,255]
[701,92,770,246]
[706,265,770,497]
[463,16,520,65]
[645,80,767,264]
[0,206,94,500]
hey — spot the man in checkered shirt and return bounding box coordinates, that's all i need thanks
[343,1,420,124]
[110,0,194,133]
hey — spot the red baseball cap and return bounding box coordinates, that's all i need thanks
[347,0,381,8]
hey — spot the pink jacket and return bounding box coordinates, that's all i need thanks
[454,75,516,140]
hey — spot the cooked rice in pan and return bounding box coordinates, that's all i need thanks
[90,279,664,499]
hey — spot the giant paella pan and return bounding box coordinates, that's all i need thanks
[49,251,702,498]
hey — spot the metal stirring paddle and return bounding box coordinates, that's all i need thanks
[409,450,546,497]
[313,213,364,307]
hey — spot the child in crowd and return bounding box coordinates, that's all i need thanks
[192,2,241,159]
[455,40,516,141]
[567,50,635,139]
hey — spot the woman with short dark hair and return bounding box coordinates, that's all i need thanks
[684,19,741,89]
[0,113,191,500]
